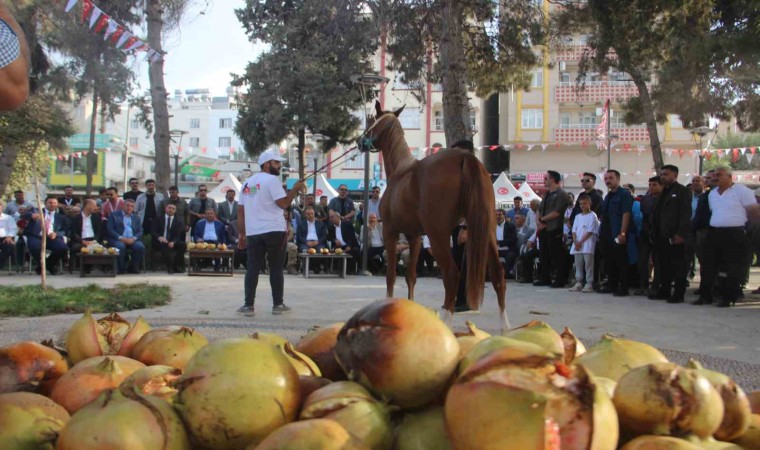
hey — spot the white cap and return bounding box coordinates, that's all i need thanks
[258,149,286,166]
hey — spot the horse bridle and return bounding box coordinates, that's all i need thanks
[357,113,395,153]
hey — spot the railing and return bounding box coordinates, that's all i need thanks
[554,125,650,143]
[557,123,647,130]
[555,81,640,103]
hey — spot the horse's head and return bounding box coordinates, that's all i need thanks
[357,101,405,153]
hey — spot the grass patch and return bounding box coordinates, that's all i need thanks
[0,283,171,317]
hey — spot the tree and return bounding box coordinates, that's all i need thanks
[233,0,378,179]
[374,0,546,146]
[703,132,760,171]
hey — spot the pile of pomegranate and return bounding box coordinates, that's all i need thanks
[0,299,758,449]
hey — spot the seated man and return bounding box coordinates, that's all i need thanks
[516,230,539,283]
[384,233,411,268]
[495,208,518,276]
[106,199,144,274]
[192,208,227,271]
[327,210,360,273]
[69,198,103,255]
[417,235,436,276]
[23,197,69,275]
[0,199,18,269]
[297,206,327,274]
[153,203,186,274]
[360,213,384,273]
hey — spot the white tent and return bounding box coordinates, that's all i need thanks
[492,173,520,202]
[594,173,609,197]
[516,182,541,202]
[208,173,242,202]
[312,173,340,201]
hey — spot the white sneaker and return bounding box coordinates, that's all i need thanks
[569,283,583,292]
[582,285,594,293]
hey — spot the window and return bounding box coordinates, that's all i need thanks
[344,150,364,169]
[128,137,138,147]
[219,118,232,129]
[559,72,571,84]
[610,114,626,127]
[190,118,200,128]
[189,137,200,147]
[531,69,543,88]
[434,111,444,131]
[130,119,139,129]
[579,112,597,128]
[398,109,420,129]
[120,156,134,169]
[470,110,478,132]
[559,113,571,129]
[55,157,87,174]
[521,109,543,129]
[218,137,231,147]
[669,115,684,129]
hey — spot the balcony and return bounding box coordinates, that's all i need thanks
[555,81,639,104]
[554,124,649,143]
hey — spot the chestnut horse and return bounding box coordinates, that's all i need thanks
[358,102,510,330]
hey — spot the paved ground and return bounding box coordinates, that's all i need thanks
[1,268,759,390]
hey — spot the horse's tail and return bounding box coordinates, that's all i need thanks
[461,154,494,311]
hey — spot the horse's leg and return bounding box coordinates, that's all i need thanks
[428,231,459,327]
[488,237,510,332]
[384,234,399,298]
[405,235,421,300]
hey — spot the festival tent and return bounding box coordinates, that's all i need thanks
[313,173,340,201]
[492,173,520,202]
[208,173,242,202]
[516,182,541,202]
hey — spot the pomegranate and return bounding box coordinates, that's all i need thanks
[394,406,453,450]
[300,381,393,450]
[295,323,347,381]
[686,359,751,441]
[457,335,550,374]
[282,343,322,377]
[620,435,701,449]
[0,341,67,395]
[613,362,724,439]
[575,334,668,382]
[504,320,565,358]
[130,326,208,370]
[56,387,190,449]
[50,355,145,414]
[454,321,491,360]
[65,312,150,364]
[298,376,332,405]
[593,376,617,399]
[249,418,371,450]
[335,298,459,409]
[120,365,181,402]
[731,414,760,450]
[175,338,300,450]
[749,392,760,414]
[445,346,618,450]
[561,326,587,364]
[0,392,69,449]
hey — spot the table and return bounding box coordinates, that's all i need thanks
[299,253,352,278]
[188,249,234,277]
[76,253,117,278]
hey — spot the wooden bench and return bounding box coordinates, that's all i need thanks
[299,253,352,278]
[76,253,118,278]
[188,249,234,277]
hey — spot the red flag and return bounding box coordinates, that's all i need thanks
[81,0,94,23]
[705,152,713,161]
[751,147,757,155]
[201,147,207,154]
[678,149,684,159]
[732,148,740,162]
[94,14,110,33]
[110,26,125,44]
[123,36,139,51]
[595,99,610,149]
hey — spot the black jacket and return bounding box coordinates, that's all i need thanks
[496,221,518,251]
[70,212,103,244]
[153,213,186,244]
[693,189,712,232]
[654,182,692,239]
[327,221,359,249]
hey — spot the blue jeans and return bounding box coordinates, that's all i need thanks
[244,232,286,307]
[109,239,145,272]
[26,236,68,267]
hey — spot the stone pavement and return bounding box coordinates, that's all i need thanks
[1,269,759,389]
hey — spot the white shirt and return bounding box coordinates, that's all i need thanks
[526,209,538,231]
[496,222,505,242]
[306,220,318,241]
[570,212,599,255]
[368,198,381,220]
[81,213,95,239]
[709,184,756,227]
[366,225,383,247]
[203,221,218,242]
[334,224,344,245]
[44,210,55,235]
[0,213,17,238]
[422,235,431,249]
[240,172,287,236]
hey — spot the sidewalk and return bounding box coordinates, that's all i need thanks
[1,269,759,389]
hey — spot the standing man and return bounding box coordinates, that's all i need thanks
[302,194,327,222]
[57,185,81,214]
[69,199,102,255]
[153,204,186,274]
[636,176,663,296]
[101,187,124,222]
[0,199,18,269]
[188,184,216,231]
[686,175,705,279]
[506,196,529,222]
[696,167,759,307]
[96,189,108,208]
[693,170,717,297]
[0,3,30,111]
[598,170,633,296]
[534,170,569,288]
[159,186,189,230]
[367,187,382,221]
[218,189,238,225]
[570,173,604,222]
[23,198,69,275]
[135,179,164,234]
[106,199,144,274]
[328,184,356,223]
[237,149,305,316]
[4,190,33,217]
[495,208,518,275]
[650,165,692,303]
[123,178,143,202]
[526,199,540,232]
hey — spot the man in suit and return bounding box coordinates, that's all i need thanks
[159,186,189,230]
[327,210,360,273]
[188,185,217,230]
[24,197,70,274]
[297,206,327,274]
[0,199,18,269]
[153,203,186,274]
[217,189,238,226]
[69,199,102,255]
[193,208,227,271]
[495,208,519,277]
[651,164,693,303]
[106,199,144,274]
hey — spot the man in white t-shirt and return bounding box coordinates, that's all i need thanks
[695,166,760,307]
[236,149,305,316]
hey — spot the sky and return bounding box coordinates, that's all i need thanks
[135,0,266,97]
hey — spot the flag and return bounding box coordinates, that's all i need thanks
[81,0,94,23]
[115,31,131,49]
[110,26,125,44]
[65,0,78,13]
[88,6,102,29]
[94,13,110,33]
[595,99,610,149]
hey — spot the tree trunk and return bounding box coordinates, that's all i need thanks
[32,155,46,290]
[0,144,20,198]
[439,0,472,147]
[298,128,306,181]
[147,0,171,194]
[630,71,664,170]
[85,92,99,196]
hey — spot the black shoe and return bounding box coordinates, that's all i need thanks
[550,282,566,288]
[631,288,646,296]
[236,305,255,316]
[533,280,551,287]
[690,297,712,305]
[667,296,684,304]
[598,287,616,294]
[648,291,669,301]
[715,300,734,308]
[127,268,140,274]
[613,290,629,297]
[693,289,701,296]
[272,304,292,315]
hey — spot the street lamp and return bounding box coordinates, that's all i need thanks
[690,126,715,176]
[308,133,329,197]
[352,73,390,276]
[170,129,189,189]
